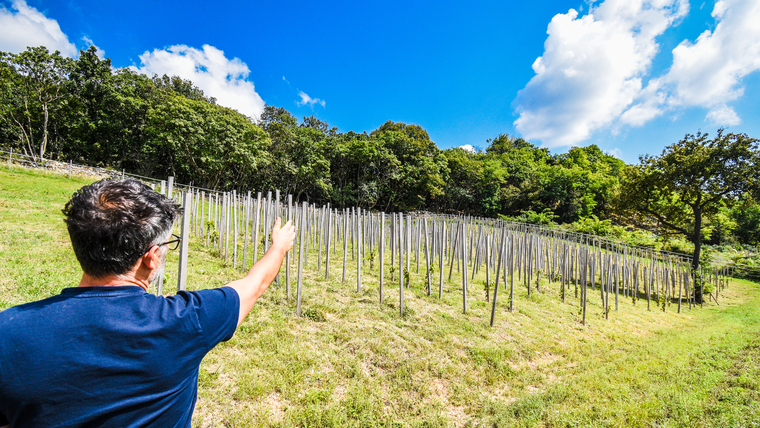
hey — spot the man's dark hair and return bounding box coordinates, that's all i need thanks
[63,179,181,278]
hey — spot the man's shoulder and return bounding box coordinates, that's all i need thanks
[174,286,239,302]
[0,293,66,322]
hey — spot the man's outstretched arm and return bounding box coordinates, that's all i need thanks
[228,217,295,326]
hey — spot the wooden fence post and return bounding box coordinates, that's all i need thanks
[342,208,348,283]
[357,207,362,293]
[286,194,292,299]
[325,205,331,280]
[233,190,238,269]
[462,221,468,314]
[243,192,250,271]
[380,212,385,303]
[439,221,445,298]
[296,201,307,316]
[177,191,192,291]
[399,212,404,316]
[424,218,431,296]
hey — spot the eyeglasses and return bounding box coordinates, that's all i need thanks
[160,234,182,251]
[144,234,182,254]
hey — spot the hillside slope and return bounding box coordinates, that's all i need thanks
[1,167,758,427]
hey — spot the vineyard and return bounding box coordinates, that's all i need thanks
[185,186,725,325]
[1,165,759,427]
[1,148,734,326]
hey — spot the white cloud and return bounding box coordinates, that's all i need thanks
[605,0,760,132]
[296,90,325,108]
[0,0,77,56]
[706,104,741,126]
[514,0,688,148]
[131,44,265,119]
[655,0,760,121]
[459,144,476,153]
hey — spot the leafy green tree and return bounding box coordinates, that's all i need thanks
[620,130,760,302]
[439,148,510,216]
[483,134,549,216]
[478,157,508,216]
[438,148,481,213]
[256,107,333,202]
[543,145,624,222]
[152,74,216,104]
[330,131,401,209]
[62,46,157,169]
[0,47,73,159]
[371,121,446,211]
[145,91,270,189]
[727,199,760,246]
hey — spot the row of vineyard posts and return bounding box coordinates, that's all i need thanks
[153,177,732,327]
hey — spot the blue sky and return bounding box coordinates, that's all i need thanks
[1,0,758,164]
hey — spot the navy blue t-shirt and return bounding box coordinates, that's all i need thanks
[0,285,239,428]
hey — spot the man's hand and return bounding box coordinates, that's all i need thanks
[270,217,296,255]
[229,217,296,326]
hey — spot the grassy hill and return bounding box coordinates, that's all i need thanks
[1,167,759,427]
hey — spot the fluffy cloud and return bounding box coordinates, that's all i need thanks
[516,0,760,147]
[657,0,760,119]
[0,0,77,56]
[706,104,741,126]
[132,44,265,119]
[514,0,688,147]
[296,90,325,108]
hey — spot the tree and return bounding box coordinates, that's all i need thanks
[62,46,155,168]
[621,130,760,302]
[545,145,624,222]
[728,199,760,246]
[152,74,216,104]
[371,122,446,211]
[145,91,270,189]
[482,134,549,217]
[255,106,334,202]
[329,131,400,209]
[0,47,73,159]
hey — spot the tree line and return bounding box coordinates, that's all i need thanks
[0,46,623,219]
[2,46,760,271]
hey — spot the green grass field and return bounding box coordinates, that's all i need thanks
[1,166,759,427]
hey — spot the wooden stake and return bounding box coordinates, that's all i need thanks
[177,191,192,291]
[380,212,385,303]
[296,201,307,317]
[439,221,445,299]
[424,217,431,296]
[399,212,405,316]
[357,207,362,293]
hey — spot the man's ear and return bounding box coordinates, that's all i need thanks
[142,245,163,270]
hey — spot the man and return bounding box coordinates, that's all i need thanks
[0,179,296,427]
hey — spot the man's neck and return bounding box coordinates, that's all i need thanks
[78,273,149,291]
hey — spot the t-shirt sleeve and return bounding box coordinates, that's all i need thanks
[0,409,8,425]
[184,287,240,351]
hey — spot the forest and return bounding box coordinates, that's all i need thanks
[2,46,760,261]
